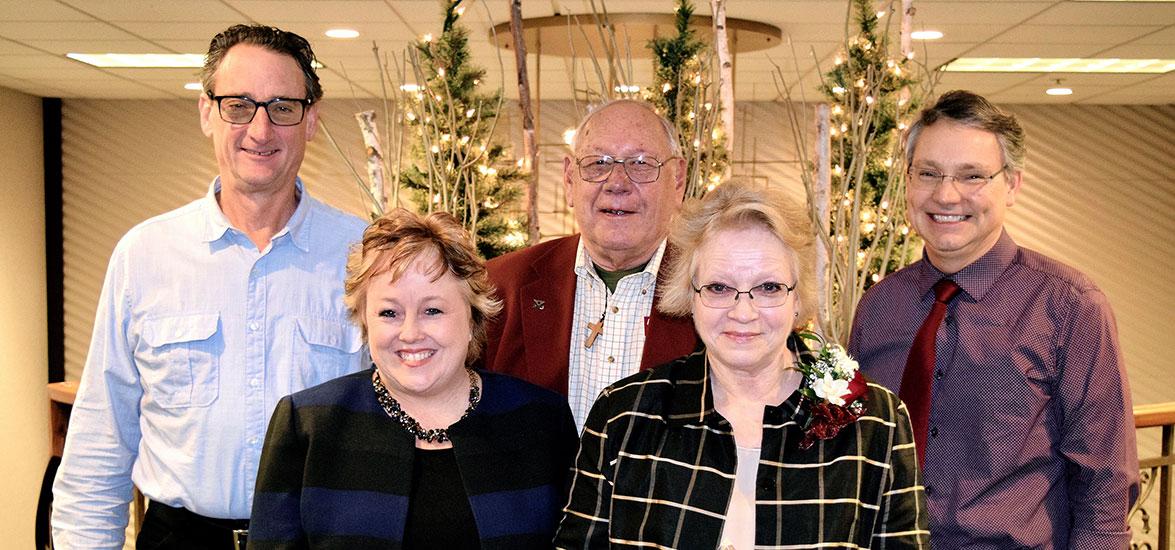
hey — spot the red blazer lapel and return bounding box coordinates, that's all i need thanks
[519,237,578,394]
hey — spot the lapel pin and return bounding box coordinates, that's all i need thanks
[532,299,545,310]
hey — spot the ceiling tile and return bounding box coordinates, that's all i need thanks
[1,63,107,79]
[0,21,139,40]
[24,39,173,55]
[0,39,42,55]
[1097,43,1175,58]
[157,40,220,52]
[1134,25,1175,45]
[62,0,245,21]
[229,1,404,23]
[936,71,1040,90]
[115,22,254,43]
[1026,2,1175,26]
[912,2,1056,25]
[993,24,1165,45]
[0,0,89,21]
[1043,72,1162,85]
[960,42,1105,58]
[108,68,205,82]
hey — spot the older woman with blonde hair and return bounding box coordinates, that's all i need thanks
[556,180,928,549]
[250,209,577,549]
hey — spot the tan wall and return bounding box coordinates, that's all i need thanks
[0,85,49,548]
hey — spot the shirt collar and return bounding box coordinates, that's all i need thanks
[915,229,1019,302]
[573,237,668,283]
[199,177,313,252]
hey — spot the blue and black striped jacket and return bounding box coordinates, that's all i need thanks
[249,367,578,549]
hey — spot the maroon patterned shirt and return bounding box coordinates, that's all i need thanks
[849,230,1139,549]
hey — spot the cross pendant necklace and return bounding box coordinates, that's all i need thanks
[584,292,608,349]
[584,310,605,349]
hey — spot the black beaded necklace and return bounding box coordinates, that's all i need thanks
[371,368,480,444]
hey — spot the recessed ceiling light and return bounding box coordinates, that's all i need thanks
[67,53,204,68]
[942,58,1175,73]
[911,30,943,40]
[325,28,360,39]
[183,82,203,91]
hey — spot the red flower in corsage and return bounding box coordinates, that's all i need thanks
[793,332,868,450]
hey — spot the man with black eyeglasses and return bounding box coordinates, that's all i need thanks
[52,25,366,549]
[478,100,698,430]
[849,90,1139,548]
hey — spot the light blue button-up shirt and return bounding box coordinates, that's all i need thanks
[52,179,368,549]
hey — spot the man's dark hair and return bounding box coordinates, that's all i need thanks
[201,24,323,102]
[905,90,1026,171]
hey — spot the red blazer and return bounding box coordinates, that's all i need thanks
[480,235,699,396]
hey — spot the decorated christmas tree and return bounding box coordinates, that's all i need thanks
[647,0,729,198]
[789,0,934,342]
[400,0,528,258]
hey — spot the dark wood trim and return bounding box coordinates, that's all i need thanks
[43,97,64,383]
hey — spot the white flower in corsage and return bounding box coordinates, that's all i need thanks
[792,331,868,449]
[811,373,852,406]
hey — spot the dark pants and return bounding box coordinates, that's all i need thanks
[136,501,248,550]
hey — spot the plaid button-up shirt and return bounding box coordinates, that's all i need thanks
[556,349,930,550]
[567,239,665,431]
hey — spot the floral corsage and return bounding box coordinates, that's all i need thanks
[791,331,868,449]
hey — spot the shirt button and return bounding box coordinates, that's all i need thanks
[607,356,615,363]
[248,321,260,331]
[248,436,259,446]
[934,369,943,380]
[641,289,647,295]
[925,485,935,495]
[929,426,939,438]
[611,306,619,313]
[249,378,260,387]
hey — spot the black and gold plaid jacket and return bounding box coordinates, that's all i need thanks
[555,350,930,549]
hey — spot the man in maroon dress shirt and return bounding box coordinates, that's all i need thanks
[850,90,1139,549]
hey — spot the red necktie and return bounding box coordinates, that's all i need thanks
[900,278,961,467]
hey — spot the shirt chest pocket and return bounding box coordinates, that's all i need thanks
[293,317,364,387]
[139,313,222,409]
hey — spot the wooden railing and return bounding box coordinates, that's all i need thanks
[1132,402,1175,550]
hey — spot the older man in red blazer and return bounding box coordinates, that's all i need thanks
[481,100,698,428]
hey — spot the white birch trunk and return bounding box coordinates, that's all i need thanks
[355,110,385,216]
[815,104,832,333]
[710,0,735,174]
[510,0,541,244]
